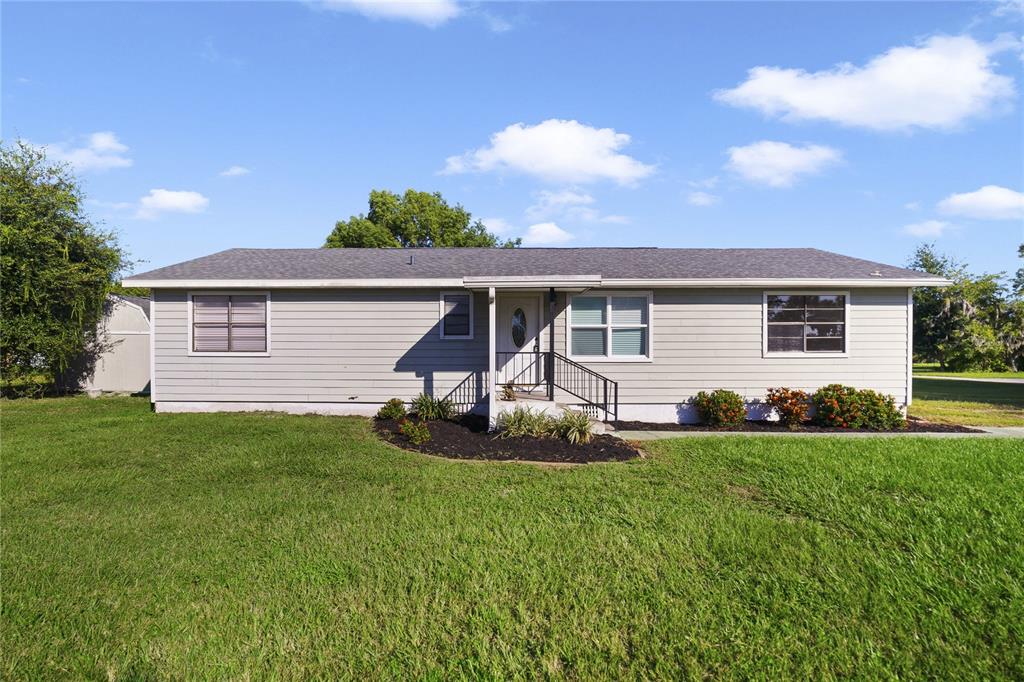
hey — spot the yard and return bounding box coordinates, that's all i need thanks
[910,377,1024,426]
[3,397,1022,679]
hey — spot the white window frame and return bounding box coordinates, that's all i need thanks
[566,291,653,363]
[187,291,272,357]
[762,290,850,358]
[439,290,474,340]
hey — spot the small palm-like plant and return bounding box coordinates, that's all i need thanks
[496,406,555,438]
[410,393,455,421]
[553,410,593,445]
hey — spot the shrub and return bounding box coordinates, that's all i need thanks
[811,384,905,430]
[410,393,454,421]
[765,387,810,429]
[376,398,407,420]
[496,406,554,438]
[856,389,906,430]
[398,418,431,445]
[692,389,746,427]
[553,410,593,445]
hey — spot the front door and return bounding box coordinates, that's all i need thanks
[497,295,542,390]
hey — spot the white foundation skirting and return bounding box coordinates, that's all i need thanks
[155,400,904,424]
[155,401,384,416]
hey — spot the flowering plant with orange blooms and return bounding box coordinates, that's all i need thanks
[692,389,746,427]
[811,384,905,430]
[765,387,810,429]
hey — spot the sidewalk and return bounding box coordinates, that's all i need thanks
[914,375,1024,385]
[615,426,1024,440]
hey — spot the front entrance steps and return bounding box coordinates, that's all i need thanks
[495,391,613,434]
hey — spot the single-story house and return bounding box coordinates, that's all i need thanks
[82,294,152,395]
[122,247,949,423]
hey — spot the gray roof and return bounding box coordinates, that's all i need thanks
[128,247,942,282]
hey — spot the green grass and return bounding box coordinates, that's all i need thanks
[3,397,1023,679]
[914,363,1024,379]
[911,377,1024,426]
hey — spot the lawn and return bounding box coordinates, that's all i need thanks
[3,397,1022,679]
[913,363,1024,380]
[911,377,1024,426]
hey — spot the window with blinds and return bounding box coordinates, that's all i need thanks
[192,294,267,353]
[569,294,650,359]
[766,293,846,353]
[440,292,473,339]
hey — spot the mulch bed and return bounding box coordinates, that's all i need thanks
[374,415,642,463]
[610,418,983,434]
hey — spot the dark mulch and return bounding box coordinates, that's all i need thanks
[610,418,983,434]
[374,415,641,463]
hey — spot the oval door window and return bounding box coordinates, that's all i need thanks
[511,308,527,348]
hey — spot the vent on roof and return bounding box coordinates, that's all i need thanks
[870,270,883,277]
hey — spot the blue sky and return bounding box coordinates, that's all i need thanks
[3,1,1022,276]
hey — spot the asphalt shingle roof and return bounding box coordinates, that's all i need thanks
[128,247,941,282]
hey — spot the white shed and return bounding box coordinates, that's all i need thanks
[84,294,152,395]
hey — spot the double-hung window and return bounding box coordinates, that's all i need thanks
[765,293,847,354]
[569,294,651,360]
[439,291,473,339]
[191,294,268,353]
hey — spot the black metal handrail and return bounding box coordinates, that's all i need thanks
[443,371,487,415]
[550,351,618,422]
[495,351,545,390]
[494,350,618,421]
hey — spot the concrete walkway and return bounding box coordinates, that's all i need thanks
[913,375,1024,385]
[615,426,1024,440]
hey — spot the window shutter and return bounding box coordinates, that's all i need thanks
[193,296,229,352]
[571,297,606,325]
[571,328,606,356]
[443,294,470,336]
[611,297,646,325]
[229,295,267,352]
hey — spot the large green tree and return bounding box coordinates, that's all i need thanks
[908,243,1016,371]
[325,189,520,248]
[1,141,127,393]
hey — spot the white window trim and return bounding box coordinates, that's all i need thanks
[439,290,474,340]
[762,290,850,358]
[566,291,654,363]
[187,291,271,357]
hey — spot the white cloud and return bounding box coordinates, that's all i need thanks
[599,214,631,224]
[904,201,921,210]
[319,0,460,27]
[903,220,954,237]
[688,176,719,189]
[725,141,841,187]
[714,35,1017,132]
[45,131,133,172]
[937,185,1024,220]
[481,217,512,234]
[443,119,655,185]
[687,191,720,207]
[992,0,1024,18]
[526,189,595,221]
[522,222,574,245]
[136,189,209,220]
[220,165,251,177]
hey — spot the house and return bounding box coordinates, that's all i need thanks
[122,247,949,423]
[82,294,152,395]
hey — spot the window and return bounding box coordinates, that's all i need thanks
[191,294,268,353]
[439,291,473,339]
[765,293,847,354]
[569,293,651,360]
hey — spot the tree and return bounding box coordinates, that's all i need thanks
[1,141,127,394]
[1013,243,1024,297]
[907,243,1013,371]
[325,189,520,248]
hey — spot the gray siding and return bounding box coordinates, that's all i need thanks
[153,289,487,403]
[154,286,910,408]
[554,288,910,405]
